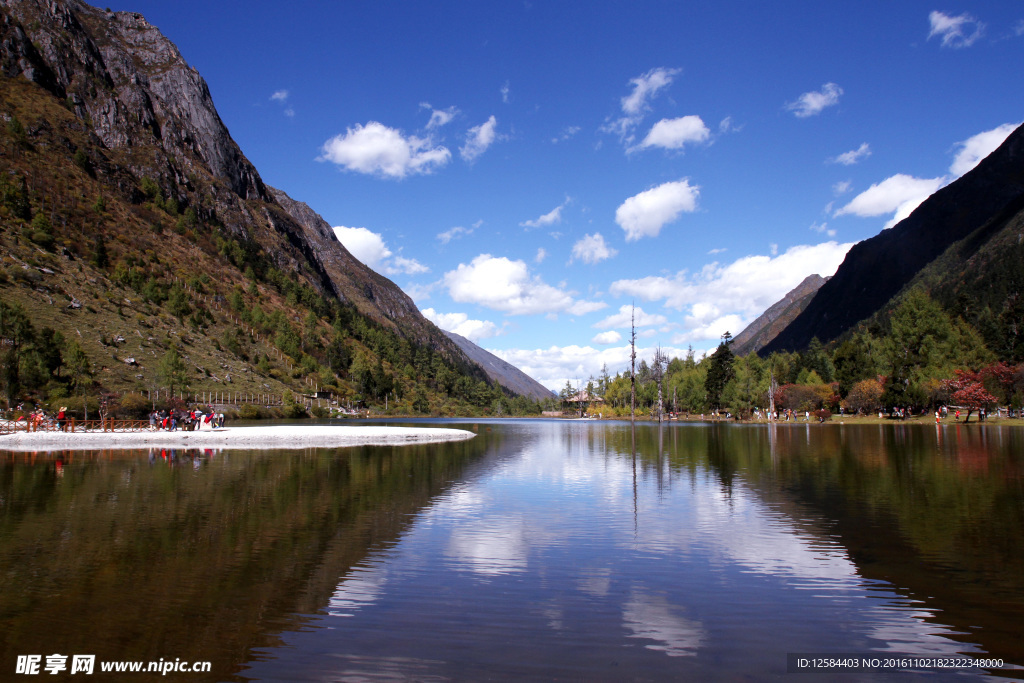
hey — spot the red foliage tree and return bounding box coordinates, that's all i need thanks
[981,362,1016,403]
[943,369,998,423]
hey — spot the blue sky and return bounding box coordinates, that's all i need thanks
[106,1,1024,390]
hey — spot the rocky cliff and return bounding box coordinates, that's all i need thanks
[1,0,265,203]
[0,0,561,405]
[0,0,485,368]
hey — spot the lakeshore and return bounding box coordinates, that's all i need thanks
[0,424,476,451]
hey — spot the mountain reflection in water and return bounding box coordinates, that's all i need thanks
[1,421,1021,681]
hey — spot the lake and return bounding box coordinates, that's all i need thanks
[1,419,1022,681]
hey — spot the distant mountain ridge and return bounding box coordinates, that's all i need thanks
[731,274,828,356]
[442,331,554,402]
[762,121,1024,354]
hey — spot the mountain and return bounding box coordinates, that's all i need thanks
[442,331,554,402]
[762,122,1024,354]
[875,189,1024,362]
[0,0,541,410]
[731,274,828,356]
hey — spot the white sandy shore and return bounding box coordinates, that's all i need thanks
[0,425,476,452]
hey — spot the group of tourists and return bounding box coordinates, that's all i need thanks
[148,407,225,431]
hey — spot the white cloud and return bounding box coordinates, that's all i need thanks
[833,174,945,229]
[402,282,434,303]
[602,67,681,142]
[810,222,836,238]
[333,226,390,267]
[609,241,853,345]
[833,180,852,195]
[552,126,581,143]
[594,305,668,330]
[391,255,430,275]
[830,122,1020,229]
[437,225,473,244]
[592,331,622,345]
[521,199,568,228]
[949,122,1020,177]
[421,103,459,130]
[832,142,871,165]
[319,122,450,178]
[501,81,511,103]
[488,343,689,392]
[786,82,843,118]
[460,115,498,162]
[622,67,680,116]
[421,308,500,342]
[333,225,429,276]
[270,90,294,117]
[571,233,617,265]
[442,254,604,316]
[634,115,711,152]
[615,179,699,241]
[928,10,984,48]
[535,248,547,264]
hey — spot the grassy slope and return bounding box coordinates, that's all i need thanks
[0,74,392,406]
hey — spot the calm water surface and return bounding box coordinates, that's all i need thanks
[1,420,1022,681]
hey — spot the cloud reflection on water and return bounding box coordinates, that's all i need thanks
[322,423,977,663]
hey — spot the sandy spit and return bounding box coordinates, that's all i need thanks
[0,425,476,452]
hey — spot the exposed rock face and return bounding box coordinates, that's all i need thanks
[731,274,827,356]
[443,331,554,402]
[762,122,1024,353]
[269,187,448,345]
[0,0,529,390]
[0,0,267,201]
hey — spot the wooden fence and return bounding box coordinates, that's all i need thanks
[0,418,152,435]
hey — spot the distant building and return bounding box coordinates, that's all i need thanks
[565,390,604,417]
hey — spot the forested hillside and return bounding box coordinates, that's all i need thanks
[0,0,549,419]
[763,121,1024,354]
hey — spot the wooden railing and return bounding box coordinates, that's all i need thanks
[0,419,152,434]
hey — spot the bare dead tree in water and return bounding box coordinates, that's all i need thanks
[630,303,637,422]
[652,346,668,422]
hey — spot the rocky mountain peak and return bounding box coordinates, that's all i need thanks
[0,0,267,201]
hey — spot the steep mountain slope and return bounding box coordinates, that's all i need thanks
[0,0,444,339]
[762,121,1024,354]
[731,274,827,356]
[268,187,449,340]
[0,0,545,409]
[443,331,554,402]
[861,196,1024,362]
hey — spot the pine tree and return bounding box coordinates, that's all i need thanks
[704,332,735,410]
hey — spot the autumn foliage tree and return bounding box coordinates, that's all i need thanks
[942,369,997,423]
[842,378,885,414]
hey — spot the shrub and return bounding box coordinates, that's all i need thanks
[238,404,266,420]
[118,392,151,418]
[282,403,308,419]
